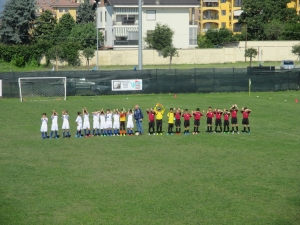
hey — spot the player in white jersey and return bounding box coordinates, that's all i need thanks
[105,109,113,136]
[126,109,134,135]
[40,113,48,139]
[99,110,106,136]
[82,107,91,137]
[62,110,70,138]
[112,109,120,136]
[92,111,100,136]
[75,111,83,138]
[50,110,59,139]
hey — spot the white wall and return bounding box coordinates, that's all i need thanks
[142,7,191,49]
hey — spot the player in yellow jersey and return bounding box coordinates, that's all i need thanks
[119,108,127,136]
[154,103,165,135]
[167,108,175,135]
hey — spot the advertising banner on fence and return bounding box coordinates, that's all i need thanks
[111,79,142,91]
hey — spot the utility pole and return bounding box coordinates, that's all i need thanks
[245,23,247,63]
[138,0,143,70]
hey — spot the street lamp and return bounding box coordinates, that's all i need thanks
[92,0,100,70]
[138,0,143,70]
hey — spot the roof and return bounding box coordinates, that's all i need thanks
[51,0,79,7]
[107,0,200,6]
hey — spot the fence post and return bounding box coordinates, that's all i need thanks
[10,73,13,97]
[194,68,196,89]
[213,68,215,92]
[233,67,235,92]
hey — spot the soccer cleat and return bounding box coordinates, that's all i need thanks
[237,132,240,134]
[192,132,195,134]
[171,133,174,135]
[232,131,235,134]
[160,133,162,135]
[148,133,150,135]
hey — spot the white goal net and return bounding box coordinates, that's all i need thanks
[18,77,67,102]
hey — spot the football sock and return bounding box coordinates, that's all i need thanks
[207,126,209,131]
[93,130,95,135]
[67,131,70,137]
[88,130,90,135]
[50,131,53,138]
[42,133,44,138]
[210,126,212,132]
[248,127,250,132]
[55,131,57,137]
[236,127,239,132]
[62,132,65,137]
[243,127,246,132]
[97,129,99,135]
[84,130,86,136]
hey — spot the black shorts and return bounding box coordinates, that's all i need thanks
[120,121,126,129]
[149,121,155,128]
[215,119,222,126]
[194,119,200,126]
[242,118,249,125]
[231,117,237,124]
[184,120,190,127]
[207,118,212,125]
[175,119,181,127]
[224,120,229,126]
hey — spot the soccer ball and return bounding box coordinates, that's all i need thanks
[135,132,140,136]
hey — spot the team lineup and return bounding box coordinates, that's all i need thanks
[40,103,251,139]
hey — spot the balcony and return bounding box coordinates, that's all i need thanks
[189,20,198,25]
[203,16,219,20]
[113,21,138,26]
[114,40,138,46]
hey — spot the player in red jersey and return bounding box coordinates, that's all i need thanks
[241,107,251,133]
[206,107,214,132]
[213,108,223,133]
[223,109,230,133]
[192,108,204,134]
[182,109,192,135]
[146,108,155,135]
[174,108,182,134]
[230,104,239,134]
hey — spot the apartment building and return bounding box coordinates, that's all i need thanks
[97,0,199,49]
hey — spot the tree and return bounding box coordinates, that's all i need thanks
[239,0,300,40]
[47,45,64,71]
[264,19,284,40]
[162,46,179,69]
[33,10,57,41]
[281,23,300,40]
[204,28,235,46]
[0,0,36,44]
[292,44,300,60]
[197,34,214,48]
[144,23,174,50]
[52,13,76,42]
[77,0,95,24]
[69,22,103,49]
[245,48,258,67]
[82,47,95,68]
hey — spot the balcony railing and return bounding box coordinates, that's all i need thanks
[113,21,138,26]
[114,40,139,46]
[203,3,219,7]
[189,21,198,25]
[203,16,219,20]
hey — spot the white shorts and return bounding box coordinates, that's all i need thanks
[62,122,70,130]
[93,121,100,129]
[127,121,134,129]
[51,123,58,131]
[100,122,106,129]
[40,124,48,132]
[113,121,120,129]
[77,123,82,131]
[106,121,112,129]
[83,122,90,129]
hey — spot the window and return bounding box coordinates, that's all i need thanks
[65,8,69,12]
[234,0,242,7]
[221,22,226,28]
[221,10,226,16]
[147,10,156,21]
[59,8,63,12]
[189,27,197,45]
[221,0,226,3]
[105,11,107,22]
[100,12,102,22]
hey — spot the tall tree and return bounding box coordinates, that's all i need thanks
[33,10,57,40]
[69,22,103,49]
[239,0,299,40]
[205,28,235,46]
[77,0,95,24]
[0,0,36,44]
[144,23,174,50]
[47,45,64,71]
[197,34,214,48]
[82,47,95,68]
[52,13,76,42]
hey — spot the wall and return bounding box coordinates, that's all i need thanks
[41,41,300,66]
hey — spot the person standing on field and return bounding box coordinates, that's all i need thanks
[241,107,251,134]
[134,105,144,134]
[230,104,239,134]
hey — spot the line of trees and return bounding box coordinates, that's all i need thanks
[0,0,103,70]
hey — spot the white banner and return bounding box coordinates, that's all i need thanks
[111,79,143,91]
[0,80,2,97]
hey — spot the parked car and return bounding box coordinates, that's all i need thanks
[92,81,111,95]
[280,60,295,70]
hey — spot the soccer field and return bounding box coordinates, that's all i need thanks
[0,91,299,225]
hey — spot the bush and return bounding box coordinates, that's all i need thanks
[11,54,25,67]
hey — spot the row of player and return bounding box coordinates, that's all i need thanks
[40,104,251,139]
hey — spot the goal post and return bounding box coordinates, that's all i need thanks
[18,77,67,102]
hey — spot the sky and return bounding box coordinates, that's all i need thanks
[0,0,8,13]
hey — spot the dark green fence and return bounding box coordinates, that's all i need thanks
[0,67,299,97]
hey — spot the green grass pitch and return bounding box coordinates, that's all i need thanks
[0,91,299,225]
